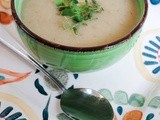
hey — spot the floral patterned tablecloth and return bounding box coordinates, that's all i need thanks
[0,0,160,120]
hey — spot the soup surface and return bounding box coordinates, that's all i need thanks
[21,0,138,47]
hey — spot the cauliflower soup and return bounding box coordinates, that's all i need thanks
[21,0,138,47]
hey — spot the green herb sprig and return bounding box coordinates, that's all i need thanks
[55,0,103,34]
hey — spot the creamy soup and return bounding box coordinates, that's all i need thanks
[21,0,138,47]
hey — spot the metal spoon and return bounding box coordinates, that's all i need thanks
[0,26,114,120]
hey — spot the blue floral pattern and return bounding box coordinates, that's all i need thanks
[142,36,160,74]
[150,0,160,5]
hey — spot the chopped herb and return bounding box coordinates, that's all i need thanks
[54,0,103,34]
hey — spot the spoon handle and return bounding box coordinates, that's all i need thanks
[0,26,66,92]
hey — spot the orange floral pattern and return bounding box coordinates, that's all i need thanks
[0,0,13,24]
[0,0,11,10]
[123,110,143,120]
[0,68,31,85]
[113,110,143,120]
[0,11,12,24]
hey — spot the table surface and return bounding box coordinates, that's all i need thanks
[0,0,160,119]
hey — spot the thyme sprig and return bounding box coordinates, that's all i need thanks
[55,0,103,34]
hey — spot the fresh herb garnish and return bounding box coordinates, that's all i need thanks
[55,0,103,34]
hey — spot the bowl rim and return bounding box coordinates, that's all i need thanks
[11,0,148,52]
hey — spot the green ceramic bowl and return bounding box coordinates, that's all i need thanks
[11,0,148,72]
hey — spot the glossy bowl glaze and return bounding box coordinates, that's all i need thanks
[11,0,148,72]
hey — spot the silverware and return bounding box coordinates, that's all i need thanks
[0,26,114,120]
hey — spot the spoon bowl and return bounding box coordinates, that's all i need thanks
[61,88,114,120]
[0,26,114,120]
